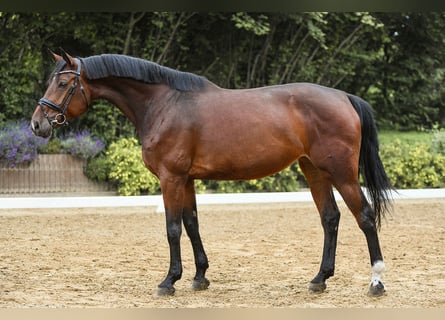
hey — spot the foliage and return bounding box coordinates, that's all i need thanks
[38,137,62,154]
[0,120,104,169]
[94,137,302,195]
[80,101,134,146]
[82,132,445,194]
[380,139,445,188]
[104,137,160,196]
[1,12,445,143]
[0,14,44,126]
[84,156,110,183]
[60,130,105,159]
[0,120,48,167]
[35,129,105,159]
[2,13,445,193]
[204,164,304,193]
[231,13,270,36]
[101,137,208,196]
[371,13,445,129]
[431,130,445,155]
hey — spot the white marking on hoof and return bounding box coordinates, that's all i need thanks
[370,260,386,287]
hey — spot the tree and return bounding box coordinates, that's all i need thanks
[373,12,445,129]
[1,12,444,134]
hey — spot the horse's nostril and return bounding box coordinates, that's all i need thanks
[31,120,40,133]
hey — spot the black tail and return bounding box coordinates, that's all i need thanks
[347,94,393,229]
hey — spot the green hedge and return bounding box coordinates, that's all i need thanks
[380,136,445,189]
[104,138,160,196]
[86,132,445,195]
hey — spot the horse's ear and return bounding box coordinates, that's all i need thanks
[59,47,75,67]
[47,48,62,62]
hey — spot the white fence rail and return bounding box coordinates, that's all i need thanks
[1,189,444,212]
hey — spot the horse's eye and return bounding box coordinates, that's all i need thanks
[58,81,68,89]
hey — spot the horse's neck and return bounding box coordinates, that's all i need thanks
[88,77,172,131]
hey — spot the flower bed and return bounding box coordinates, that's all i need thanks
[0,120,109,194]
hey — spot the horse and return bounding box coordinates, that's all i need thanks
[31,49,393,297]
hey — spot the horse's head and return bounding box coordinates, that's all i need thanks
[31,49,90,138]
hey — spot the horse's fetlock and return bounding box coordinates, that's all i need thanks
[321,267,334,279]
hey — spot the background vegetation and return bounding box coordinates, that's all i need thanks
[1,12,445,131]
[1,12,444,194]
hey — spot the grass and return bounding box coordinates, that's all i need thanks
[378,130,434,146]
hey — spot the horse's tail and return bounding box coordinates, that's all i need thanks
[347,94,393,229]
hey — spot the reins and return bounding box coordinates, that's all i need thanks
[38,58,89,127]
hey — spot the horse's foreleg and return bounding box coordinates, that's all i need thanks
[182,180,210,291]
[299,158,341,293]
[157,176,186,296]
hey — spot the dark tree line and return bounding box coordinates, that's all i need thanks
[1,12,444,141]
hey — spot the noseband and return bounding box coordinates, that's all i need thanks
[38,58,89,127]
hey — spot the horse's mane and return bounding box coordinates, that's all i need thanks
[79,54,208,92]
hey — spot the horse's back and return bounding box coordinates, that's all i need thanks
[187,82,360,180]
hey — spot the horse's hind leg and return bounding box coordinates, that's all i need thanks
[182,180,210,291]
[334,181,386,296]
[299,157,341,293]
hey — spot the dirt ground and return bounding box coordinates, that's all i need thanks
[0,198,444,308]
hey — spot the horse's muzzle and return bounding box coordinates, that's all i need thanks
[31,118,52,138]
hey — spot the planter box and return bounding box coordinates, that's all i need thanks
[0,154,110,194]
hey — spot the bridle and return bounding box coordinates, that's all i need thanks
[38,58,89,127]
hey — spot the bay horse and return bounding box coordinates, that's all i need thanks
[31,50,392,297]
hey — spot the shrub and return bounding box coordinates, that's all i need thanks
[103,137,209,196]
[380,139,445,188]
[0,120,48,167]
[85,156,110,183]
[38,137,62,154]
[105,137,160,196]
[205,164,303,193]
[60,130,105,159]
[85,134,445,195]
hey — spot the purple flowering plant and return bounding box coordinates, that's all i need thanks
[0,120,48,167]
[60,130,105,159]
[1,121,105,167]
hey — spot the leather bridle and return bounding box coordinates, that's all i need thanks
[38,58,89,127]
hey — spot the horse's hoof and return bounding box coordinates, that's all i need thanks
[368,281,385,297]
[157,285,175,296]
[191,277,210,291]
[308,281,327,293]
